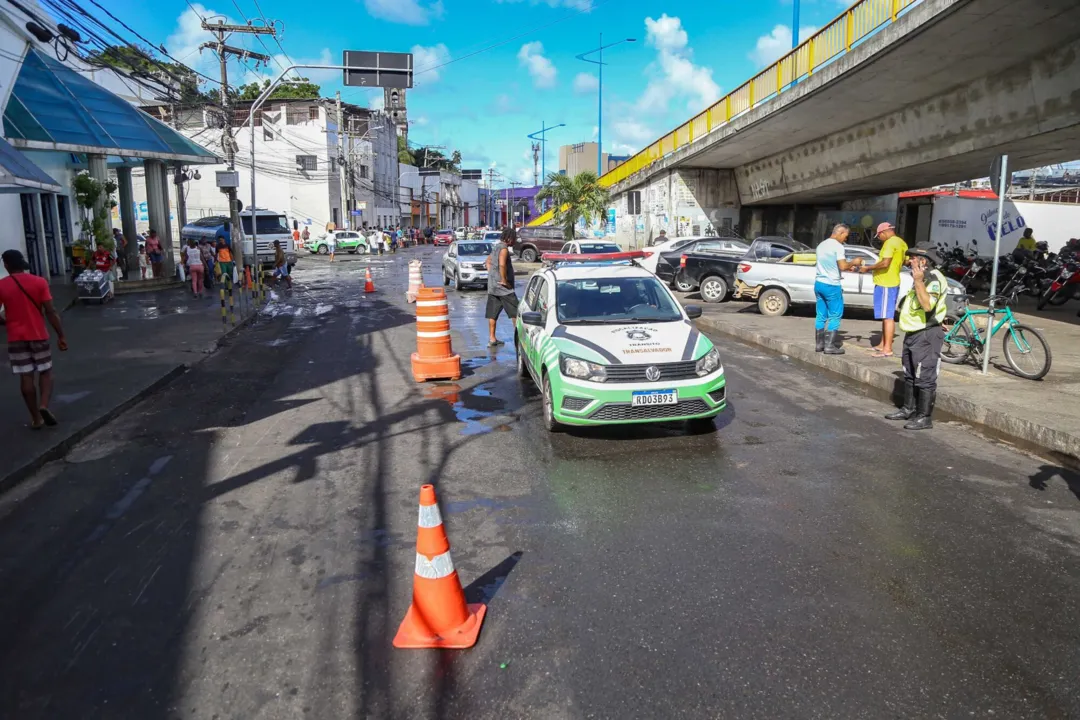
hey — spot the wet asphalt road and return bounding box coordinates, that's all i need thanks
[1,246,1079,719]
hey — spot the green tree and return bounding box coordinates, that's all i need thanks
[88,45,215,106]
[398,135,415,165]
[234,78,321,101]
[536,171,611,241]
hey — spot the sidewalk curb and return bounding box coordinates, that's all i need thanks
[698,315,1080,465]
[0,311,259,496]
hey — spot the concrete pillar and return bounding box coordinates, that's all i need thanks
[47,193,67,276]
[86,153,113,236]
[144,159,174,277]
[159,163,175,264]
[31,193,51,278]
[116,166,139,276]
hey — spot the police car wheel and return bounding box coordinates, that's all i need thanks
[516,337,530,381]
[542,374,562,433]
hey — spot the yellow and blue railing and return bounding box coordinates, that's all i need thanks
[529,0,920,227]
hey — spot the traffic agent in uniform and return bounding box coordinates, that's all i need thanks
[885,246,949,430]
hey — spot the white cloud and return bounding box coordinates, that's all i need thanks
[573,72,598,95]
[749,25,817,67]
[490,93,516,114]
[637,15,721,115]
[613,118,655,145]
[411,43,451,86]
[495,0,592,9]
[517,42,556,89]
[368,94,385,110]
[364,0,444,25]
[412,115,429,127]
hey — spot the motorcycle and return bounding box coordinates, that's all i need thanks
[1037,258,1080,310]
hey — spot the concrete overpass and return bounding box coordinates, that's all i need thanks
[529,0,1080,242]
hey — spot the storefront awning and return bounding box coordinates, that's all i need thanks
[3,50,219,164]
[0,134,60,193]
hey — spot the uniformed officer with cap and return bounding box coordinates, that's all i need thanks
[884,244,949,430]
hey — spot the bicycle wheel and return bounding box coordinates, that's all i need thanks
[940,319,974,364]
[1002,324,1052,380]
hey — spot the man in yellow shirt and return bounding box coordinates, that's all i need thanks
[859,222,908,358]
[1016,228,1036,252]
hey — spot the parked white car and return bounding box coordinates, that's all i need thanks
[442,240,494,290]
[558,240,622,255]
[735,246,967,317]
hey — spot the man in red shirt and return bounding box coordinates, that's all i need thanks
[0,250,67,429]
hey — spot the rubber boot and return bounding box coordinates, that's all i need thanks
[903,389,936,430]
[815,329,826,353]
[823,330,845,355]
[885,381,915,420]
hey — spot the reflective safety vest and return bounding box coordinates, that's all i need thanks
[899,269,948,333]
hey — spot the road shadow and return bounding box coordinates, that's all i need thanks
[1029,464,1080,503]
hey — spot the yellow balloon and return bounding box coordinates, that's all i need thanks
[861,215,874,229]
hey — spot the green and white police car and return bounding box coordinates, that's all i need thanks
[514,251,727,432]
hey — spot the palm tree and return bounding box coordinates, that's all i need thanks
[536,171,611,242]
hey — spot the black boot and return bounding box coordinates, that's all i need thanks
[903,389,936,430]
[815,329,825,352]
[823,330,845,355]
[885,381,915,420]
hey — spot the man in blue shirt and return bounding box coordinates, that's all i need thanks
[815,224,864,354]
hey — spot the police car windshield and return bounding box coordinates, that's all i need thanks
[578,243,621,254]
[457,243,491,256]
[556,276,682,324]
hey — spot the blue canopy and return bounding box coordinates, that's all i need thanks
[0,134,60,192]
[4,50,218,164]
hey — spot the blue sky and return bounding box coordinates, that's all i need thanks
[94,0,856,185]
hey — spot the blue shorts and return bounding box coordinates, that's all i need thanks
[874,285,900,320]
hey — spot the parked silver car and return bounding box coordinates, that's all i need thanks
[735,246,967,317]
[442,240,494,290]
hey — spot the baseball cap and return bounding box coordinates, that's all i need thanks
[906,243,942,266]
[875,222,895,234]
[1,249,28,270]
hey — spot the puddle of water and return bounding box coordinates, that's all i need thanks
[314,304,334,316]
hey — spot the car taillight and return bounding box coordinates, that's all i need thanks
[680,255,687,268]
[738,263,751,273]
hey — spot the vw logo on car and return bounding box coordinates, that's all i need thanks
[645,365,662,382]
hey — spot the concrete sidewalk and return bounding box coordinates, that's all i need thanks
[0,283,257,492]
[689,295,1080,463]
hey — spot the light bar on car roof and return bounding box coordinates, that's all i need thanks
[540,250,653,265]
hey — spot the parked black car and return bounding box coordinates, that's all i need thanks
[655,237,750,291]
[680,237,810,303]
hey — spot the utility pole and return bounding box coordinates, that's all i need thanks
[336,91,349,228]
[200,18,274,278]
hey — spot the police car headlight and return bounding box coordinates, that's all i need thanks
[560,354,607,382]
[695,347,722,377]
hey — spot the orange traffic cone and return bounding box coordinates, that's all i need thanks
[364,267,376,293]
[393,484,486,649]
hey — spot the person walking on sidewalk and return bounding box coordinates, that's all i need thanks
[272,241,292,290]
[814,224,863,355]
[484,227,519,347]
[859,222,908,358]
[216,238,234,283]
[0,250,67,429]
[145,230,164,279]
[885,246,949,430]
[183,239,205,298]
[199,239,216,291]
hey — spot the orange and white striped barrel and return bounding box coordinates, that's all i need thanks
[415,287,453,359]
[393,484,486,649]
[406,260,423,303]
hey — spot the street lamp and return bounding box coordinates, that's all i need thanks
[576,35,635,176]
[528,121,564,211]
[527,121,565,188]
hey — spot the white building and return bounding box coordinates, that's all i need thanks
[140,99,399,235]
[397,168,480,229]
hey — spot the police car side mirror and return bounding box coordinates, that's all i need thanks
[684,305,703,319]
[521,311,544,327]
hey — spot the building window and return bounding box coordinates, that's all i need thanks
[263,127,273,141]
[360,165,369,179]
[309,106,319,121]
[296,155,318,172]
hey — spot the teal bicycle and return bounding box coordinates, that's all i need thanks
[941,286,1052,380]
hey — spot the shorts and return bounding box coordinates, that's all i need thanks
[485,293,519,320]
[9,340,51,375]
[273,265,290,278]
[874,285,900,320]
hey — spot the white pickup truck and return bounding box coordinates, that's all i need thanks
[735,246,967,317]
